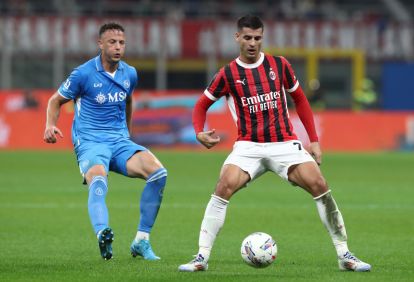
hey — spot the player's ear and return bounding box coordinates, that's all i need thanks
[235,32,240,42]
[98,39,103,50]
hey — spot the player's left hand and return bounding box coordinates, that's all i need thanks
[309,142,322,165]
[196,129,221,149]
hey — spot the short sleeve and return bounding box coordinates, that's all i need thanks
[130,67,138,93]
[204,67,229,101]
[58,68,83,99]
[280,56,299,93]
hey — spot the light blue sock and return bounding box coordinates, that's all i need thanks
[138,168,167,233]
[88,176,109,234]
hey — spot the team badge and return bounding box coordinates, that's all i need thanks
[269,68,276,81]
[123,80,130,89]
[95,92,106,104]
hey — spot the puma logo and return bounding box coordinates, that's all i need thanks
[236,78,246,85]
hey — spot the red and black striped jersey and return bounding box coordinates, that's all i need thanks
[204,52,300,143]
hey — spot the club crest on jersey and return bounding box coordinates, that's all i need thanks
[123,80,130,89]
[95,92,106,104]
[269,68,276,81]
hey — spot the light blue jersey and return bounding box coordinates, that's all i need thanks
[58,54,138,144]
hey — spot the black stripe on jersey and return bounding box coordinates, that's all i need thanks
[237,64,258,142]
[216,76,227,97]
[251,67,271,142]
[263,56,283,141]
[275,56,293,137]
[224,64,247,137]
[210,75,227,99]
[284,62,295,89]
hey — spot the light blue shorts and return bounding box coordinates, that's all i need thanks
[74,138,147,178]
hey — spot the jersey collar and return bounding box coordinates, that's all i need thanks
[94,54,124,72]
[236,52,264,69]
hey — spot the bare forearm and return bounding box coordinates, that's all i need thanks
[44,92,68,143]
[46,95,62,127]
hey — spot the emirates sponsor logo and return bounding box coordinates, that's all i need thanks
[241,91,280,113]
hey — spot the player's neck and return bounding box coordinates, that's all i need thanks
[238,54,260,64]
[102,62,119,73]
[101,55,119,73]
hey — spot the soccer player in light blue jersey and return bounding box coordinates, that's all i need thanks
[44,23,167,261]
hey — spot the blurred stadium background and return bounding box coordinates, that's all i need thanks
[0,0,414,151]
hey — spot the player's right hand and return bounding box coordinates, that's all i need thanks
[43,126,63,143]
[196,129,221,149]
[309,141,322,165]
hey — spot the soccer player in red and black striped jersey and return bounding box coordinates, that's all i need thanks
[178,15,371,272]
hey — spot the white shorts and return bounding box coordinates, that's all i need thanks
[223,140,316,182]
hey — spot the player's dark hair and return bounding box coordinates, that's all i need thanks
[99,22,125,37]
[237,15,264,31]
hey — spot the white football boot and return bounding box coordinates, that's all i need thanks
[178,254,208,272]
[338,251,371,272]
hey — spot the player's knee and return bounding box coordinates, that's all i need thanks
[147,167,168,184]
[85,165,106,183]
[312,175,328,194]
[88,164,106,174]
[215,180,237,200]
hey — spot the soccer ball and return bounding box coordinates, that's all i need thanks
[241,232,277,268]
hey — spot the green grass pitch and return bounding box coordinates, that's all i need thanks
[0,150,413,281]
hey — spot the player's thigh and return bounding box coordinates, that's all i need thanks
[266,140,315,181]
[109,139,162,179]
[75,142,111,178]
[215,164,251,200]
[126,150,164,179]
[223,141,265,182]
[288,162,328,197]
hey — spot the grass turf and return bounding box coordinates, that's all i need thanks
[0,150,413,281]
